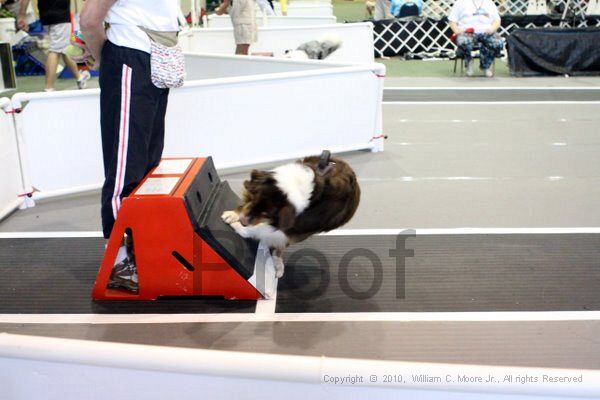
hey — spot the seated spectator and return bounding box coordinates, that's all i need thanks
[374,0,393,20]
[449,0,503,77]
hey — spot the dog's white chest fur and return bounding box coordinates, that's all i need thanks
[272,163,315,215]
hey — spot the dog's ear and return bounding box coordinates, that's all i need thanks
[251,170,275,186]
[250,169,261,181]
[251,169,270,182]
[278,204,296,230]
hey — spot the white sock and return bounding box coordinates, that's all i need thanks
[114,245,128,265]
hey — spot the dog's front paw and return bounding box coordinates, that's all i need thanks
[221,210,240,224]
[273,256,285,278]
[230,221,250,238]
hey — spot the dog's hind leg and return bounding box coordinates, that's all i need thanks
[272,247,285,278]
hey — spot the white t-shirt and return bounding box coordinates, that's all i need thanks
[106,0,180,53]
[448,0,500,34]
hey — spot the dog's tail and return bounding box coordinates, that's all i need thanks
[290,33,343,60]
[318,33,343,59]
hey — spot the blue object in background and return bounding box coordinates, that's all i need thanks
[27,20,44,34]
[12,39,45,76]
[59,67,99,79]
[390,0,423,17]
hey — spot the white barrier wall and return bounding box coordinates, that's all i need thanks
[184,52,344,79]
[0,97,24,220]
[1,334,599,400]
[288,0,332,3]
[11,55,384,199]
[207,15,337,28]
[271,3,334,16]
[180,23,375,64]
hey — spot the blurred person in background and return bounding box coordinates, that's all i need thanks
[215,0,272,55]
[17,0,90,90]
[374,0,393,20]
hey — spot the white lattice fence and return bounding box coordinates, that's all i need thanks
[421,0,593,18]
[373,16,600,58]
[575,16,600,25]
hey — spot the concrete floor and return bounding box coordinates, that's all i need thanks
[2,94,600,231]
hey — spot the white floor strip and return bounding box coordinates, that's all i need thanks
[0,231,105,238]
[2,228,600,239]
[383,101,600,105]
[384,86,600,91]
[321,227,600,235]
[0,311,599,325]
[255,276,278,315]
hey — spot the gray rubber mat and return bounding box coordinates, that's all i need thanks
[1,234,599,314]
[383,88,600,102]
[0,238,256,314]
[276,234,600,313]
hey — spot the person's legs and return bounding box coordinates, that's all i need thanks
[63,54,91,89]
[62,53,81,80]
[45,23,72,90]
[231,0,256,55]
[478,33,503,71]
[374,0,393,20]
[235,44,250,55]
[44,51,60,90]
[99,41,169,291]
[455,33,475,76]
[100,42,169,239]
[146,88,169,174]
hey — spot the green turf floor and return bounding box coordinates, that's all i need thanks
[2,74,99,96]
[333,0,369,22]
[380,57,511,78]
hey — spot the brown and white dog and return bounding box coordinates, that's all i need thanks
[221,155,360,277]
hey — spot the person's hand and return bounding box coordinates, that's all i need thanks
[215,0,228,15]
[16,15,29,32]
[70,49,93,64]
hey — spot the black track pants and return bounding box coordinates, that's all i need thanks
[99,41,170,238]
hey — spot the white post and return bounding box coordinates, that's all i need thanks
[10,97,35,209]
[191,0,200,26]
[371,64,386,153]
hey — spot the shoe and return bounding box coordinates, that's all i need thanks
[108,252,139,292]
[483,68,494,78]
[77,70,91,90]
[465,60,474,77]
